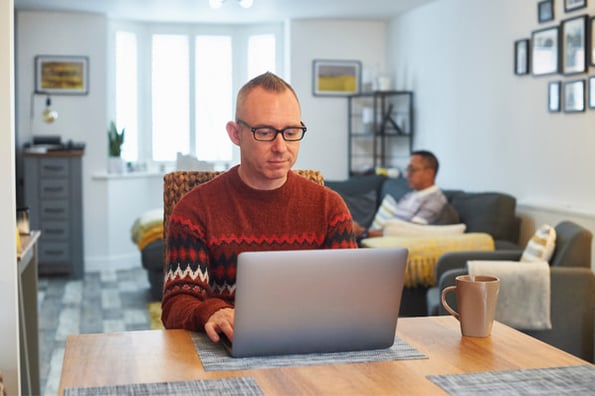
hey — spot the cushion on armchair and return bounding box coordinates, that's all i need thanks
[521,224,556,263]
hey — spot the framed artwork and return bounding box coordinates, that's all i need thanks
[531,26,559,76]
[591,16,595,66]
[548,81,561,112]
[589,76,595,108]
[564,0,587,12]
[563,79,585,112]
[538,0,554,23]
[514,39,530,75]
[312,59,361,96]
[561,15,588,75]
[35,55,89,95]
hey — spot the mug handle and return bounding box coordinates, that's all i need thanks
[441,286,460,320]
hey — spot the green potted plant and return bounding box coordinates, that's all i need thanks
[107,121,126,173]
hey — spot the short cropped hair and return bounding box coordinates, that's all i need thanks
[235,72,300,119]
[412,150,440,175]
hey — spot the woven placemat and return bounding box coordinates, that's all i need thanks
[191,332,427,371]
[64,377,262,396]
[427,364,595,395]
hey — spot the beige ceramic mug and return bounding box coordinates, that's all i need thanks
[441,275,500,337]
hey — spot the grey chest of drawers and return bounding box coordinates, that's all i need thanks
[24,151,84,278]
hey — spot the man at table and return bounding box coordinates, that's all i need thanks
[353,150,447,239]
[161,72,358,343]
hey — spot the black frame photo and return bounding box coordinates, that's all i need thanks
[538,0,554,23]
[589,76,595,108]
[548,81,561,112]
[35,55,89,95]
[514,39,530,75]
[591,16,595,66]
[564,0,587,12]
[563,79,585,112]
[531,26,559,76]
[312,59,361,97]
[561,15,588,75]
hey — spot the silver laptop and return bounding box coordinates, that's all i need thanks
[224,247,408,357]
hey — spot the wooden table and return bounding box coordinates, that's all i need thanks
[58,316,591,395]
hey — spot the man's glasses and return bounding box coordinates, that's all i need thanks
[237,119,307,142]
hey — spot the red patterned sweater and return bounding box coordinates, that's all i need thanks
[161,166,358,331]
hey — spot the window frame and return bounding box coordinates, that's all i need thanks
[108,20,284,169]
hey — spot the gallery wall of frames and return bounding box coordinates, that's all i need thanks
[514,0,595,113]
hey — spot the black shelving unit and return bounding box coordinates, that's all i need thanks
[347,91,414,176]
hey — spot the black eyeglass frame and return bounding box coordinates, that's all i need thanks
[236,119,307,142]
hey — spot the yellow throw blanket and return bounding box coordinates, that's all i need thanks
[130,208,164,250]
[362,233,494,287]
[467,260,552,330]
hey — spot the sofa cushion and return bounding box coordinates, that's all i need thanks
[521,224,556,263]
[379,177,411,202]
[370,194,399,230]
[384,219,466,237]
[340,189,377,228]
[450,192,517,242]
[325,175,386,228]
[431,203,460,225]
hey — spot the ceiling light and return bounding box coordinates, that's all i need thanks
[209,0,254,10]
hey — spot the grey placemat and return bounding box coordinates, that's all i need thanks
[191,332,427,371]
[427,365,595,395]
[64,377,263,396]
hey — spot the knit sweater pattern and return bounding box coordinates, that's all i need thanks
[162,166,358,331]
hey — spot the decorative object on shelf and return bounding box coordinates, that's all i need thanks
[548,81,561,112]
[35,55,89,95]
[514,39,529,75]
[538,0,554,23]
[16,207,30,235]
[108,121,126,173]
[312,59,361,96]
[564,0,587,12]
[563,79,585,112]
[531,26,559,76]
[209,0,253,9]
[561,14,587,75]
[588,76,595,108]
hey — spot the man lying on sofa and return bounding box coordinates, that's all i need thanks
[354,150,447,239]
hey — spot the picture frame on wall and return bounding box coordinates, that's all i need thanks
[590,16,595,66]
[312,59,361,96]
[35,55,89,95]
[564,0,587,12]
[561,15,588,75]
[589,76,595,108]
[538,0,554,23]
[531,26,559,76]
[514,39,530,75]
[548,81,561,112]
[563,79,585,112]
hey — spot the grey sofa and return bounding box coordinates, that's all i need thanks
[325,174,521,316]
[426,220,594,362]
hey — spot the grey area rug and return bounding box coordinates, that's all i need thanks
[427,364,595,395]
[64,377,263,396]
[191,332,427,371]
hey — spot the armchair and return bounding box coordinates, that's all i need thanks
[426,220,594,362]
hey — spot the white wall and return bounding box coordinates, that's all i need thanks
[289,19,388,180]
[390,0,595,270]
[0,1,20,392]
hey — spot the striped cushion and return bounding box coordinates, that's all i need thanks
[521,224,556,263]
[370,194,399,230]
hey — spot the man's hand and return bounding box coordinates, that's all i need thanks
[204,308,234,343]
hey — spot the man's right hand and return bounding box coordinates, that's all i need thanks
[204,307,234,343]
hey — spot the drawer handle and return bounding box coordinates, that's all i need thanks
[44,208,65,214]
[43,186,64,193]
[45,250,64,256]
[43,165,65,171]
[45,229,65,235]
